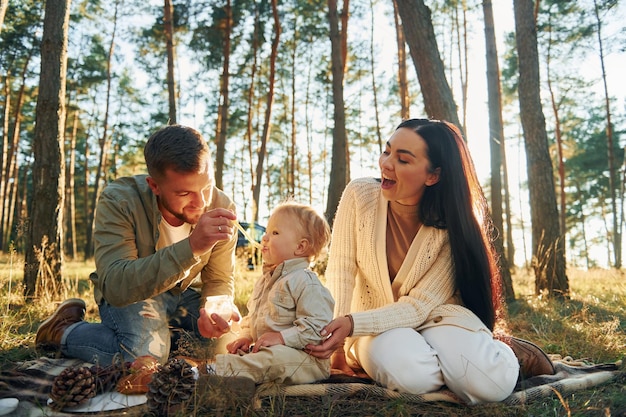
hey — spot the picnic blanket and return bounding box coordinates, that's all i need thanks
[0,355,621,416]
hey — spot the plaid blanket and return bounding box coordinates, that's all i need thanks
[0,355,620,416]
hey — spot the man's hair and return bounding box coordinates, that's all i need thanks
[272,201,331,262]
[144,125,212,179]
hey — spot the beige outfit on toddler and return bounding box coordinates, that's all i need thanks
[215,258,333,384]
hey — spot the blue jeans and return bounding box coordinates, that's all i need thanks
[62,289,203,365]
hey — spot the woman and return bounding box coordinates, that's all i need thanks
[307,119,553,404]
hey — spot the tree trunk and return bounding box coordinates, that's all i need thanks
[1,78,11,250]
[340,0,349,74]
[305,53,313,205]
[164,0,177,124]
[214,0,232,190]
[593,0,620,268]
[369,0,382,153]
[514,0,569,298]
[0,73,9,248]
[244,5,259,214]
[289,19,297,197]
[394,0,460,128]
[85,0,118,258]
[482,0,514,301]
[502,130,514,268]
[2,50,33,250]
[66,108,79,259]
[0,0,8,35]
[252,0,280,223]
[392,0,410,120]
[325,0,349,226]
[23,0,71,297]
[547,63,566,241]
[82,122,91,258]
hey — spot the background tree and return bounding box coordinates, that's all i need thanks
[1,0,625,275]
[514,0,568,298]
[84,0,119,258]
[394,0,460,128]
[482,0,514,300]
[252,0,280,222]
[23,0,71,297]
[0,0,42,252]
[392,0,410,120]
[0,0,7,34]
[325,0,349,225]
[593,0,620,268]
[164,0,177,124]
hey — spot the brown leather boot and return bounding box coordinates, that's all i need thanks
[507,337,556,379]
[35,298,86,350]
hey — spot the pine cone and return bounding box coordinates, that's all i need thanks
[146,357,197,416]
[49,366,96,410]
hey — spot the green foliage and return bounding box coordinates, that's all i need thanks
[2,0,626,270]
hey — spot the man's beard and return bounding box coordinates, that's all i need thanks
[159,197,202,225]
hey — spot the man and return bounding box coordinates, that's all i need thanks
[36,125,240,365]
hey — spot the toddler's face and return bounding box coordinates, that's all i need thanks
[261,212,303,266]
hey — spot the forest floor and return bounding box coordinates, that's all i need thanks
[0,254,625,416]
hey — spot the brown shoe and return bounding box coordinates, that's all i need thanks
[35,298,86,350]
[507,337,555,379]
[116,355,160,394]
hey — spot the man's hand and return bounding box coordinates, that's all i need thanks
[197,307,240,338]
[189,208,237,256]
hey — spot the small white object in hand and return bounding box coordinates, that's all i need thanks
[205,295,235,322]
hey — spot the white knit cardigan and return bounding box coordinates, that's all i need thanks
[325,177,489,337]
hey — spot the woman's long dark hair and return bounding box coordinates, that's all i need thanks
[396,119,503,331]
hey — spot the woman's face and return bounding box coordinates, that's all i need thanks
[378,127,440,206]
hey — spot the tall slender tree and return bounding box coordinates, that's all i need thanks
[2,48,34,250]
[214,0,232,190]
[325,0,349,225]
[482,0,514,301]
[24,0,72,297]
[514,0,568,298]
[394,0,460,128]
[252,0,280,223]
[0,0,8,34]
[84,0,119,258]
[392,0,410,120]
[593,0,620,268]
[368,0,382,152]
[164,0,177,124]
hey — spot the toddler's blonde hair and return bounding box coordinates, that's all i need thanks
[271,201,330,262]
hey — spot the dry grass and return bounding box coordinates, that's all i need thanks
[0,254,625,416]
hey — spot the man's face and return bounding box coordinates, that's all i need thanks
[147,159,214,226]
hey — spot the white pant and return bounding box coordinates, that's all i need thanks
[346,326,519,404]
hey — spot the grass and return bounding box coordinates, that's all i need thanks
[1,253,625,416]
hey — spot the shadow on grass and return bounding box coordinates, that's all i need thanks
[506,296,625,364]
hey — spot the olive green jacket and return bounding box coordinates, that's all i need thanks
[89,175,237,307]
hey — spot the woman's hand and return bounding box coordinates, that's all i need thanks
[330,347,357,376]
[305,315,353,359]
